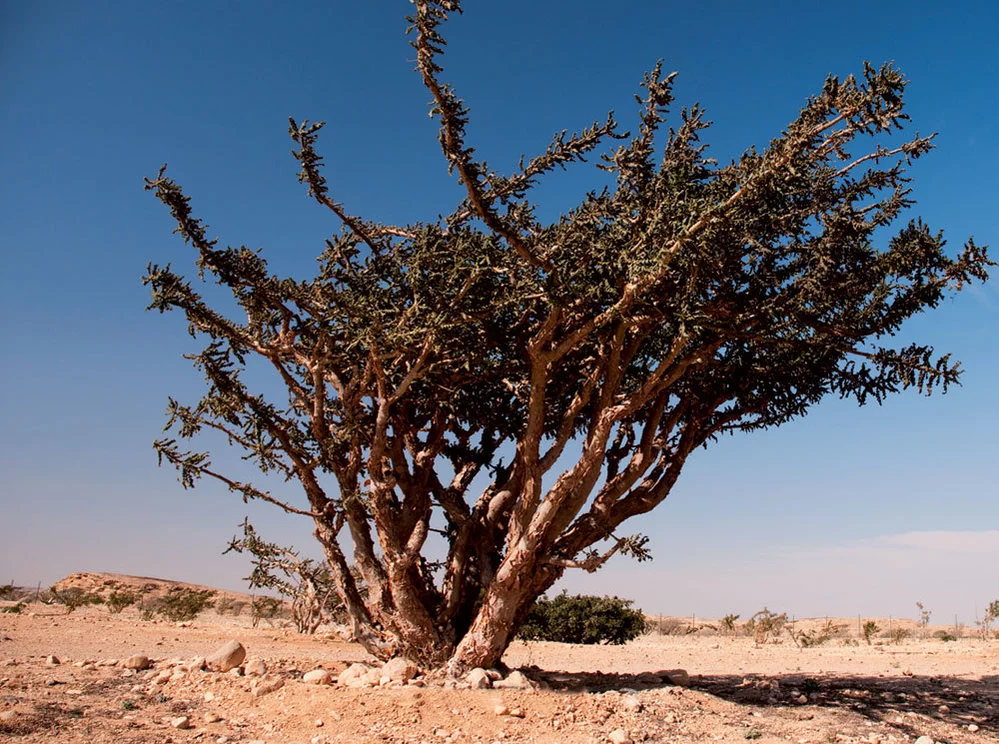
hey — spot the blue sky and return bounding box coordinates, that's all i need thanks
[1,1,996,623]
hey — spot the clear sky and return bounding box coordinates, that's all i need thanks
[1,1,996,626]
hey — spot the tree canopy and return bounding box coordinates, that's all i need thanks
[145,0,991,671]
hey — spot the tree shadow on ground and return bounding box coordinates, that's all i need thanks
[530,667,998,734]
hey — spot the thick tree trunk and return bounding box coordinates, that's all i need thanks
[445,550,557,675]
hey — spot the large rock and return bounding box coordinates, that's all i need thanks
[466,668,491,689]
[337,662,376,688]
[382,657,418,682]
[493,670,532,689]
[657,668,690,687]
[302,669,333,685]
[608,729,633,744]
[206,640,246,672]
[121,655,152,671]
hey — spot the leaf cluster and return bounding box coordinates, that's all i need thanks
[518,591,645,645]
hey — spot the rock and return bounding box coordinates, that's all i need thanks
[207,641,245,672]
[620,695,642,713]
[122,655,152,670]
[302,668,333,685]
[204,712,222,723]
[914,738,934,744]
[171,716,192,729]
[466,668,491,689]
[251,675,285,697]
[382,657,418,682]
[658,668,690,687]
[244,658,267,677]
[937,704,949,714]
[0,710,18,722]
[493,670,532,689]
[509,707,525,718]
[608,728,633,744]
[312,736,328,744]
[493,703,509,716]
[186,657,206,672]
[45,655,60,666]
[338,662,375,687]
[797,694,808,704]
[969,724,980,732]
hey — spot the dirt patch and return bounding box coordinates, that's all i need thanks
[1,606,997,743]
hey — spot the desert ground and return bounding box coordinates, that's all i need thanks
[1,575,996,744]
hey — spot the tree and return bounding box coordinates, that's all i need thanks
[144,0,991,672]
[225,520,347,635]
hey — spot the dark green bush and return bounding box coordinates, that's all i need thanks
[106,589,138,614]
[49,587,103,613]
[155,588,215,622]
[518,592,645,645]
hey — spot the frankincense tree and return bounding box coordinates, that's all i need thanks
[145,1,991,671]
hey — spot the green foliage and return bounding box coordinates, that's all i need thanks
[746,608,787,645]
[719,613,740,633]
[226,520,348,634]
[934,630,957,642]
[50,587,103,613]
[0,584,14,600]
[122,701,138,711]
[0,602,25,614]
[978,600,999,640]
[142,0,993,666]
[518,592,645,645]
[916,601,931,627]
[155,588,215,622]
[887,626,911,644]
[862,620,880,644]
[106,589,139,614]
[792,619,846,648]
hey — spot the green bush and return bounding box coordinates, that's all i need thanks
[50,587,103,613]
[155,588,215,622]
[106,589,138,614]
[517,592,645,645]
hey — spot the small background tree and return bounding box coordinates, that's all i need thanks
[226,520,347,634]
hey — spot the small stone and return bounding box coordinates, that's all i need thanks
[312,736,328,744]
[204,712,222,723]
[251,675,285,697]
[969,724,980,732]
[914,737,934,744]
[303,669,333,685]
[206,640,246,673]
[338,662,375,688]
[45,655,60,666]
[937,704,949,714]
[620,695,642,713]
[382,657,419,682]
[204,691,215,702]
[0,710,18,722]
[509,708,524,718]
[171,716,192,729]
[493,670,531,689]
[314,718,324,727]
[608,728,633,744]
[244,658,267,677]
[493,703,509,716]
[466,668,491,689]
[797,694,808,704]
[122,655,152,670]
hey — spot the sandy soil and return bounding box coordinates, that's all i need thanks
[1,604,997,744]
